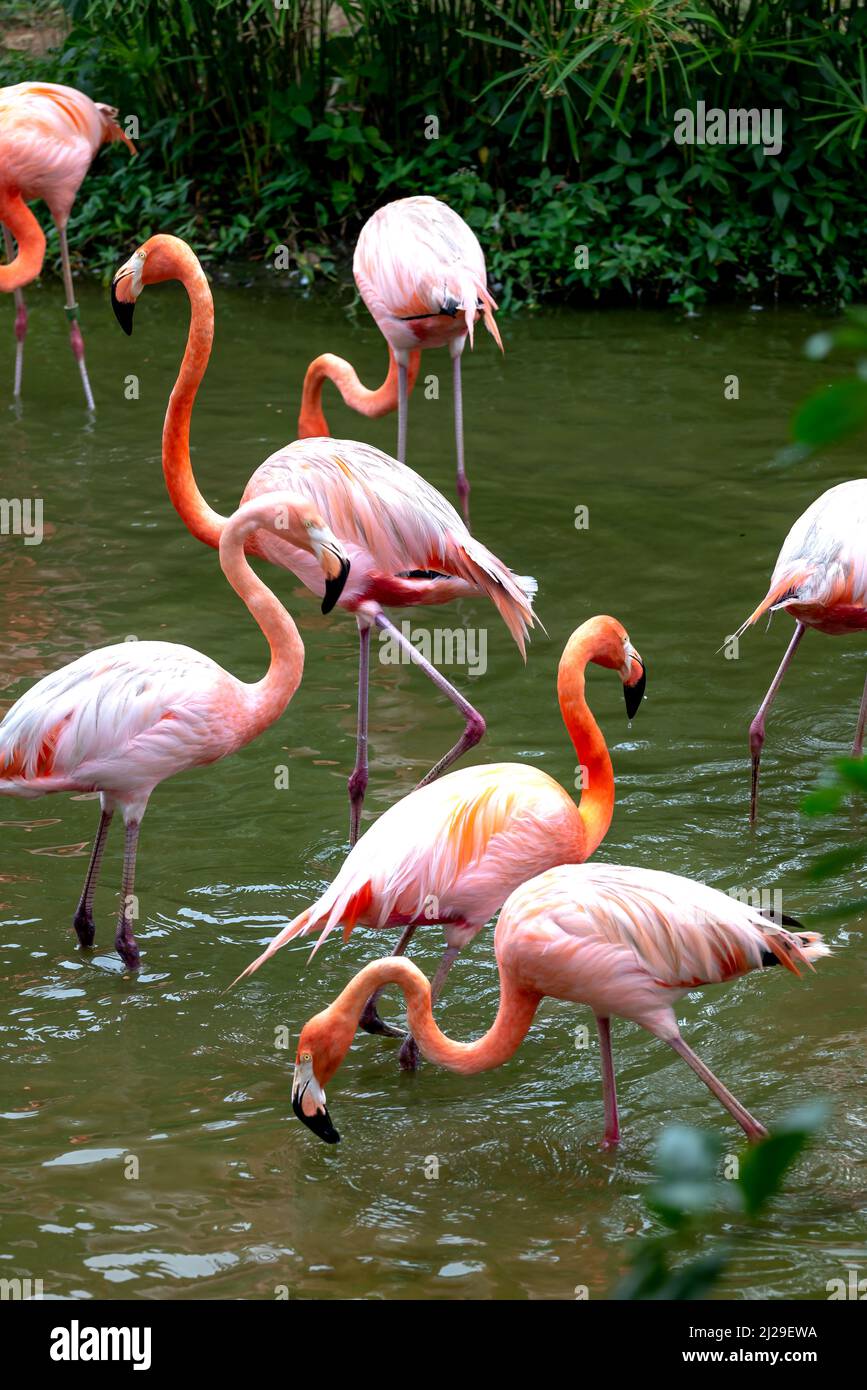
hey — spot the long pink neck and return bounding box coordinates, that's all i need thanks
[161,250,227,550]
[557,631,616,859]
[332,958,541,1076]
[0,191,46,291]
[219,508,305,734]
[298,347,421,437]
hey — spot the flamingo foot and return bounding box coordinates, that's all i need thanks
[72,908,96,949]
[115,933,141,972]
[398,1034,420,1071]
[748,719,764,825]
[359,993,406,1039]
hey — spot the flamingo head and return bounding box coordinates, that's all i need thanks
[567,615,646,720]
[292,1011,355,1145]
[111,235,202,335]
[223,493,351,614]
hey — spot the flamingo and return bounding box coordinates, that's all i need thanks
[234,615,647,1069]
[0,81,135,407]
[733,479,867,822]
[0,492,350,970]
[111,234,535,845]
[298,196,502,525]
[290,862,829,1146]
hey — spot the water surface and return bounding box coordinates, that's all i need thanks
[1,278,865,1300]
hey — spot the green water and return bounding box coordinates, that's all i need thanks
[1,278,865,1301]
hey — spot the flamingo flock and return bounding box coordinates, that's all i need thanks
[1,79,856,1156]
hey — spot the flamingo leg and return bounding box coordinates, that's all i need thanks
[667,1034,768,1142]
[397,360,408,463]
[115,818,142,971]
[373,611,486,787]
[749,621,806,823]
[451,345,470,527]
[3,224,26,398]
[359,922,417,1039]
[56,221,95,412]
[72,808,114,948]
[596,1015,620,1148]
[348,621,370,846]
[398,941,460,1071]
[853,669,867,757]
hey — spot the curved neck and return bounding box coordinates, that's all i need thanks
[334,958,541,1076]
[0,193,46,291]
[219,519,305,731]
[557,638,616,859]
[298,347,421,437]
[162,253,227,550]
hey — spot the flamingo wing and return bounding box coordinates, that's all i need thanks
[497,863,829,1005]
[736,479,867,633]
[233,762,577,982]
[0,641,227,791]
[249,438,537,651]
[354,196,501,350]
[0,82,133,217]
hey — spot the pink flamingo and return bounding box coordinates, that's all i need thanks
[734,479,867,821]
[0,492,349,970]
[234,615,647,1069]
[0,81,135,407]
[290,862,828,1146]
[111,235,534,845]
[299,196,502,525]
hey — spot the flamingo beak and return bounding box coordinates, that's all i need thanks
[310,525,350,614]
[623,646,646,720]
[110,273,135,335]
[111,251,145,336]
[292,1056,340,1144]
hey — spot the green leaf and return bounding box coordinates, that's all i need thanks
[772,187,790,219]
[736,1104,828,1217]
[792,379,867,451]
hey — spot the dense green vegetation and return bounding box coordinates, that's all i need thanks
[1,1,866,308]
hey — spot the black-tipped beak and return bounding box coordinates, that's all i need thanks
[292,1090,341,1144]
[321,555,350,615]
[111,276,135,336]
[624,661,646,720]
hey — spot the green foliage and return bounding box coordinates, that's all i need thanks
[2,2,867,307]
[614,1103,828,1299]
[788,309,867,457]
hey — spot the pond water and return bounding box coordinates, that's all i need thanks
[1,274,864,1301]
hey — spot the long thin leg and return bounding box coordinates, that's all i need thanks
[359,921,418,1038]
[853,669,867,757]
[397,360,408,463]
[374,611,486,787]
[3,224,26,398]
[348,622,370,846]
[596,1015,620,1148]
[398,941,461,1071]
[72,808,114,948]
[115,818,142,971]
[749,621,806,824]
[667,1034,768,1142]
[452,347,470,528]
[56,222,95,412]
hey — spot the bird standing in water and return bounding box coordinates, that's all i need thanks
[735,479,867,821]
[299,196,502,525]
[234,615,646,1070]
[0,81,135,406]
[290,863,828,1146]
[0,493,349,970]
